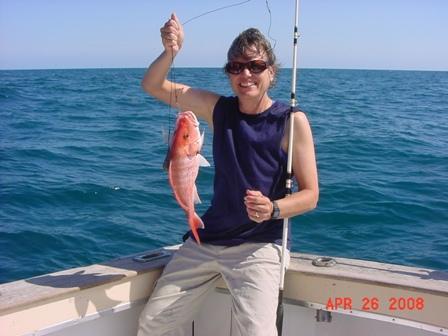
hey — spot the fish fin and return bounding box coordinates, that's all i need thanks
[193,185,201,204]
[200,131,205,148]
[163,148,171,170]
[163,127,174,170]
[198,154,210,167]
[194,212,205,229]
[188,212,204,244]
[187,130,205,156]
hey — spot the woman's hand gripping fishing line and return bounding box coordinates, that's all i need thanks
[160,13,184,56]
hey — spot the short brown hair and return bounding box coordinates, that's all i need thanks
[225,28,278,85]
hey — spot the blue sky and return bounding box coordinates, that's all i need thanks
[1,0,447,71]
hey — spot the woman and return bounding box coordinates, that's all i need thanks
[138,13,319,336]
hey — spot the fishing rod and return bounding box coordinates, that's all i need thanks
[276,0,300,334]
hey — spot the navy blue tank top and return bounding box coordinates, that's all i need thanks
[187,96,291,246]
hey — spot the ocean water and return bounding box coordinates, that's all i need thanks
[1,68,447,284]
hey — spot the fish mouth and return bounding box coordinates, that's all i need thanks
[178,111,199,126]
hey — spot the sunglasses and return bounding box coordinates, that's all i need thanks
[225,60,269,75]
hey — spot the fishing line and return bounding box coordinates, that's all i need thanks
[182,0,276,50]
[182,0,253,26]
[264,0,277,52]
[165,46,177,169]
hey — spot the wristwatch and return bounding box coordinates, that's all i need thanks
[271,201,280,219]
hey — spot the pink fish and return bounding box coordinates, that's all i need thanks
[165,111,210,244]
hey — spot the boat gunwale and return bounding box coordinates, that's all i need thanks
[288,254,448,297]
[0,246,176,314]
[1,249,447,315]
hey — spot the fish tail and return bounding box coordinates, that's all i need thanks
[188,211,204,244]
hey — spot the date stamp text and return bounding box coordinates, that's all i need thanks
[325,296,425,311]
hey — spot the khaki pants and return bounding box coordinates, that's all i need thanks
[137,239,289,336]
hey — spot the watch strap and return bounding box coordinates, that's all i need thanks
[271,201,280,219]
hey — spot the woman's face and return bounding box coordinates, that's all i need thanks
[227,47,275,102]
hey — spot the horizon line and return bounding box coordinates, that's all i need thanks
[1,66,447,73]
